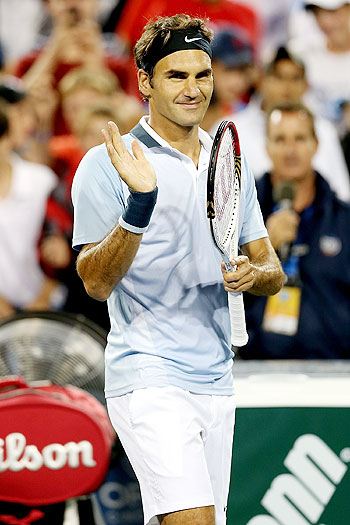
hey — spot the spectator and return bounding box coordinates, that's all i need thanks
[40,0,118,38]
[288,0,325,47]
[12,0,130,135]
[201,27,256,131]
[0,73,58,166]
[240,102,350,359]
[0,100,64,320]
[0,75,37,151]
[58,66,143,136]
[0,0,118,67]
[215,46,350,201]
[289,0,350,124]
[59,65,120,134]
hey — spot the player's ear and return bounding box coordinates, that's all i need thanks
[138,69,152,100]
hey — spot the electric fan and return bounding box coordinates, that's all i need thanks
[0,311,107,403]
[0,312,114,524]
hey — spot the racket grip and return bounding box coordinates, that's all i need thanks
[228,291,248,347]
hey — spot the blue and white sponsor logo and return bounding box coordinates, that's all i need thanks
[319,235,342,257]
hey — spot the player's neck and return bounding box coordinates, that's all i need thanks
[148,114,201,167]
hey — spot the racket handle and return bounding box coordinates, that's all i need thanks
[228,291,248,347]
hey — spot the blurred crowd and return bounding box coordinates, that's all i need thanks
[0,0,349,357]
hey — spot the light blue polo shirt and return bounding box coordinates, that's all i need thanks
[72,117,267,397]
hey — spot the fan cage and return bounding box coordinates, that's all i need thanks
[0,311,107,404]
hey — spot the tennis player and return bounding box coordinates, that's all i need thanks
[72,14,284,525]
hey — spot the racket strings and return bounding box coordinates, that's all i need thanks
[213,130,240,254]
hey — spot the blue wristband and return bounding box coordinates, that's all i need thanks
[119,187,158,234]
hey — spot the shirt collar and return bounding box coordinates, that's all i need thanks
[137,115,212,154]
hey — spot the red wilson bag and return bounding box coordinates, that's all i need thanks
[0,376,115,506]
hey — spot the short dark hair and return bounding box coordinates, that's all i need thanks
[265,46,305,77]
[0,100,9,138]
[266,101,317,139]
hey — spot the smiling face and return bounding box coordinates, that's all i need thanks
[266,110,318,181]
[139,49,213,130]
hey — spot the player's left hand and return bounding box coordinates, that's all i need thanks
[221,256,255,293]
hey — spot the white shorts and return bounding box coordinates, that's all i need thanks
[107,386,236,525]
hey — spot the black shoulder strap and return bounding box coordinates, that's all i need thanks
[130,123,161,149]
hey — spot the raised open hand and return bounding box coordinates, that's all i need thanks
[102,121,157,193]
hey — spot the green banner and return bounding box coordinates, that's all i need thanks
[228,408,350,524]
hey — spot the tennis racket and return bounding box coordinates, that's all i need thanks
[207,120,248,347]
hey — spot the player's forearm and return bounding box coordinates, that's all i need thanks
[77,184,158,301]
[243,244,284,296]
[77,225,142,301]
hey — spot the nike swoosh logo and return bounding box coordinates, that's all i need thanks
[184,36,202,43]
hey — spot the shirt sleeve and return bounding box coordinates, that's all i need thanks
[71,145,126,251]
[239,153,268,247]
